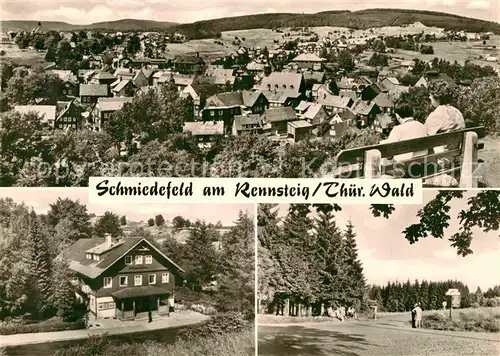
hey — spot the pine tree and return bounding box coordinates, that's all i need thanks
[428,282,438,310]
[183,221,218,289]
[54,259,76,321]
[420,280,429,310]
[257,204,280,312]
[217,211,255,319]
[314,210,344,307]
[281,205,317,309]
[340,220,366,310]
[28,210,53,318]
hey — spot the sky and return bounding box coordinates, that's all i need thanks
[0,188,254,226]
[276,190,500,291]
[0,0,498,25]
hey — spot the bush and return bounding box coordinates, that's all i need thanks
[0,318,85,335]
[422,311,500,333]
[177,313,248,342]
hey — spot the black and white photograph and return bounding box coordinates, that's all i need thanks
[257,190,500,356]
[0,189,255,356]
[1,1,499,186]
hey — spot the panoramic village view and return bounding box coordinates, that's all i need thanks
[1,3,500,186]
[258,190,500,355]
[0,190,255,355]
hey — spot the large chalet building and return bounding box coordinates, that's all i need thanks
[64,235,184,320]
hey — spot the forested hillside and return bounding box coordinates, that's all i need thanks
[2,8,498,35]
[173,9,500,39]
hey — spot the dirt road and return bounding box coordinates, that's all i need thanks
[258,316,499,356]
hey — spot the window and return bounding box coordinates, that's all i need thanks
[86,253,92,260]
[134,275,142,286]
[210,110,215,117]
[162,273,170,283]
[149,274,156,284]
[119,276,128,287]
[218,110,223,116]
[135,255,143,265]
[103,277,112,288]
[125,255,132,265]
[98,302,115,310]
[145,255,152,264]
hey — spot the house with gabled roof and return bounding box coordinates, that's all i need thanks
[112,79,136,97]
[91,71,117,86]
[351,99,381,127]
[183,121,224,147]
[258,72,306,94]
[287,120,313,142]
[232,114,264,136]
[173,53,205,74]
[94,97,133,131]
[291,53,326,70]
[80,84,110,105]
[64,234,184,320]
[55,100,83,130]
[415,71,456,88]
[316,92,353,115]
[372,92,395,114]
[201,90,269,133]
[301,103,328,126]
[261,106,298,135]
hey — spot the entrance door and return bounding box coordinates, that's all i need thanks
[135,296,157,314]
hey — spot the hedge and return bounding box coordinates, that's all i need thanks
[0,319,86,335]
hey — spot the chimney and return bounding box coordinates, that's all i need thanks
[104,233,112,248]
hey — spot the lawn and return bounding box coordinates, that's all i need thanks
[0,43,49,68]
[164,28,282,62]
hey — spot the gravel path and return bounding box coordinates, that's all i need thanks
[259,319,500,356]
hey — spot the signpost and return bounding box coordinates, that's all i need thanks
[442,301,447,311]
[445,289,461,320]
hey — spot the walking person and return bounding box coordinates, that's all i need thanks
[411,304,417,328]
[340,305,346,322]
[412,303,423,329]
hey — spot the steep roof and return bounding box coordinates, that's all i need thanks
[302,103,324,120]
[351,99,379,116]
[372,92,394,108]
[295,100,312,112]
[317,93,352,108]
[303,71,326,83]
[112,286,172,299]
[292,53,325,62]
[289,120,313,128]
[79,84,108,97]
[262,106,297,123]
[261,90,301,104]
[112,79,134,93]
[205,91,262,108]
[97,97,133,112]
[65,237,184,279]
[233,114,263,131]
[14,105,56,124]
[94,71,115,81]
[259,72,303,91]
[184,121,224,136]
